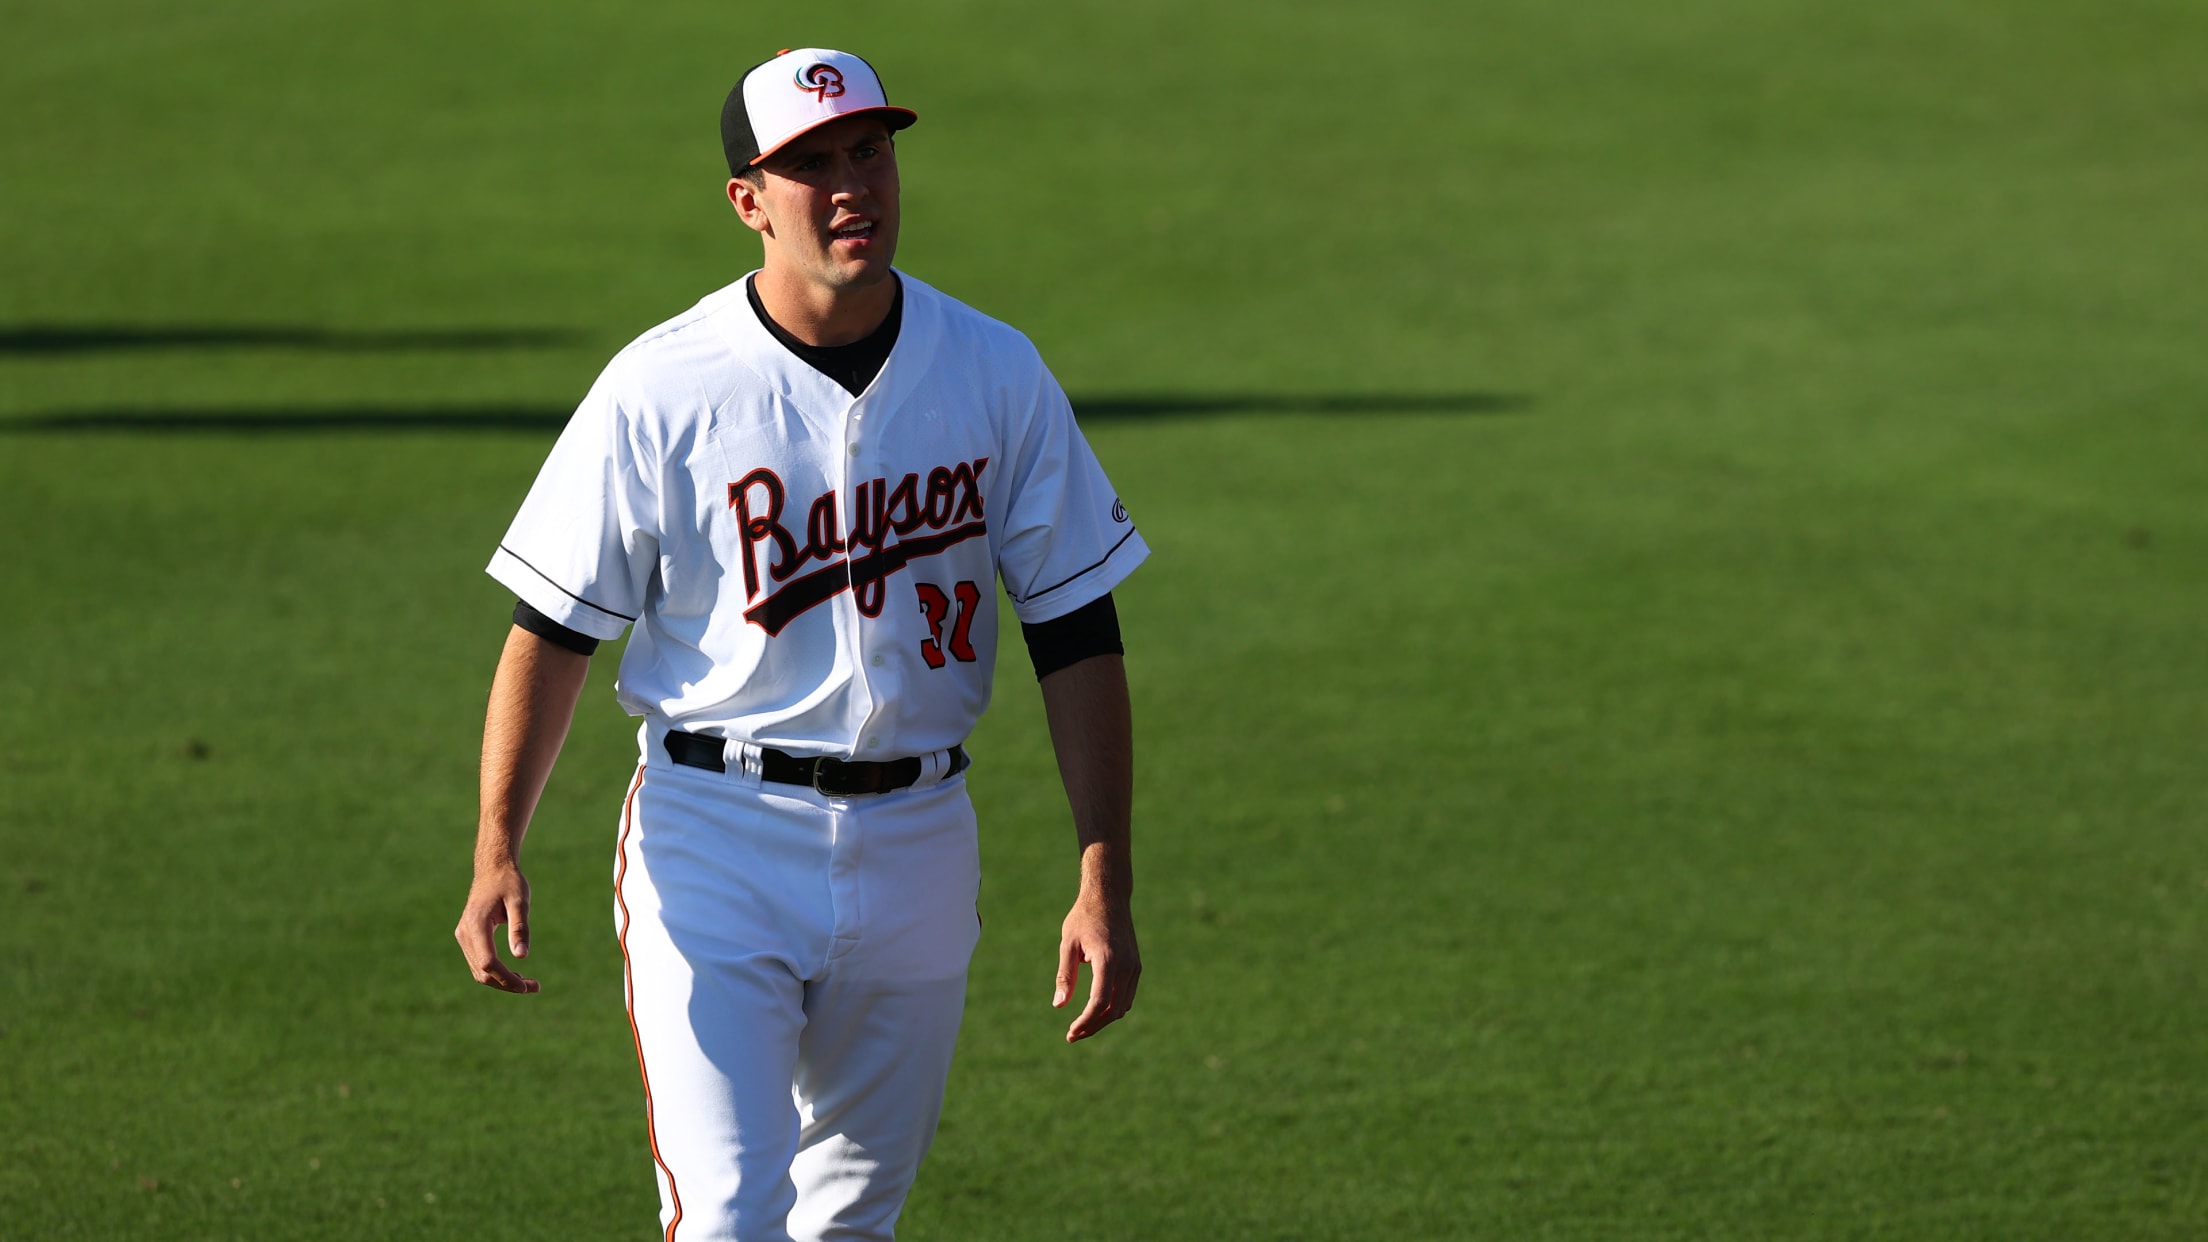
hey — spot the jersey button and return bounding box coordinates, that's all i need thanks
[866,735,881,749]
[848,443,860,457]
[870,653,886,667]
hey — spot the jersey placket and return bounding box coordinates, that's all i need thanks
[821,390,867,965]
[843,369,918,764]
[840,390,889,758]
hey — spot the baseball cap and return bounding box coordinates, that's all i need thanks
[722,48,917,176]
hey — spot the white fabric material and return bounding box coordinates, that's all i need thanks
[741,48,911,163]
[614,757,980,1242]
[488,271,1147,759]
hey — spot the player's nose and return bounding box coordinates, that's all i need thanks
[827,157,872,201]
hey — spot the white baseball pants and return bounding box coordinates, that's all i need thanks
[613,734,981,1241]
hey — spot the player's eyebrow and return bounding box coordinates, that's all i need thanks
[767,129,893,170]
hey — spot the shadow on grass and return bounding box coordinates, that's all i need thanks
[0,325,583,354]
[1,393,1529,434]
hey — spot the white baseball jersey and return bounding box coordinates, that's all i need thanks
[488,271,1147,759]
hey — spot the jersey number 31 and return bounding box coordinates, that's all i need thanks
[915,581,981,668]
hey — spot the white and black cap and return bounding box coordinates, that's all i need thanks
[722,48,917,176]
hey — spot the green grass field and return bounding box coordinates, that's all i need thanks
[5,1,2207,1237]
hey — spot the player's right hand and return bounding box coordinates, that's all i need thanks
[455,863,540,994]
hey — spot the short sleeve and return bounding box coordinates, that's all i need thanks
[994,365,1149,624]
[486,371,661,643]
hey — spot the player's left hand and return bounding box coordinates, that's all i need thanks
[1054,895,1139,1042]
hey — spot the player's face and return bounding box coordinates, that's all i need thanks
[733,115,901,293]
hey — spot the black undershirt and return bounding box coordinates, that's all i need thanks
[508,278,1124,679]
[1019,593,1123,681]
[514,598,599,655]
[746,273,901,398]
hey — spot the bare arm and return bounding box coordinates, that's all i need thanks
[1040,652,1139,1042]
[453,625,591,994]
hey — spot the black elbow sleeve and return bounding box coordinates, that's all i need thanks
[1019,592,1122,681]
[513,598,600,656]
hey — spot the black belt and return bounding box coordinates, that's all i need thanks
[662,730,967,797]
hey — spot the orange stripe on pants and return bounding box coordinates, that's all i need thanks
[614,766,685,1241]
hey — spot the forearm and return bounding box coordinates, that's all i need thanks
[1039,652,1139,1039]
[476,625,591,867]
[1037,653,1133,905]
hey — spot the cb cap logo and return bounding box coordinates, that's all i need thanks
[796,64,847,101]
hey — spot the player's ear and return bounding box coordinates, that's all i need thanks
[727,176,773,237]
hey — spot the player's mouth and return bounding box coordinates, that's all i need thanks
[830,219,876,247]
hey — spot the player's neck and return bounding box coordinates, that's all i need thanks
[751,265,898,348]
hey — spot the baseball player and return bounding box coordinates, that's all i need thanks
[452,48,1146,1241]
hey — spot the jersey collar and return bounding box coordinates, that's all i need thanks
[714,269,944,426]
